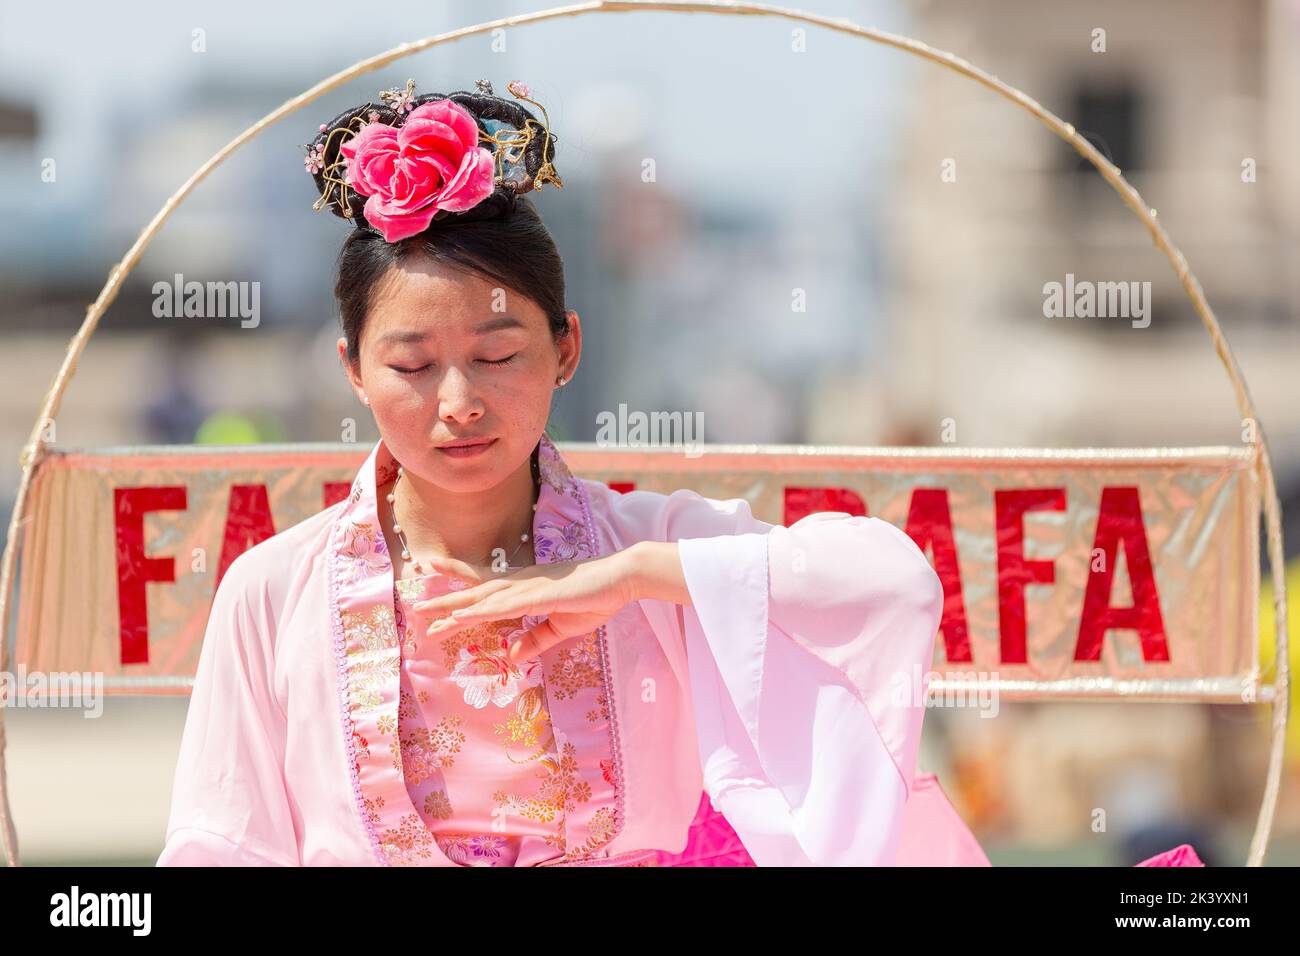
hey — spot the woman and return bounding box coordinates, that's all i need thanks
[156,79,961,867]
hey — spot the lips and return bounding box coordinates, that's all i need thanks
[434,437,497,459]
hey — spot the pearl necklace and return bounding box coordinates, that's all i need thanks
[386,460,539,576]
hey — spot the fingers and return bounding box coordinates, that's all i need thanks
[506,618,564,665]
[412,578,510,618]
[423,586,542,638]
[425,594,531,638]
[411,552,484,584]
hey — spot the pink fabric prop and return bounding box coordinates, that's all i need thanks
[1135,843,1204,867]
[658,772,994,867]
[893,773,992,866]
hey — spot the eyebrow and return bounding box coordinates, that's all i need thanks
[376,317,527,346]
[471,316,528,335]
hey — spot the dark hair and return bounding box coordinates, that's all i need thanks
[306,83,570,364]
[334,198,569,365]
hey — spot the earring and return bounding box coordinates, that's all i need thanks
[555,376,566,389]
[362,394,371,406]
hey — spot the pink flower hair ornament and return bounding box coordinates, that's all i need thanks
[305,78,562,243]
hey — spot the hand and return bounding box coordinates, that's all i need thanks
[408,549,641,665]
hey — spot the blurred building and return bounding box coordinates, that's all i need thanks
[869,0,1299,466]
[864,0,1300,860]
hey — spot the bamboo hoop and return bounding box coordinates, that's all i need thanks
[0,0,1286,867]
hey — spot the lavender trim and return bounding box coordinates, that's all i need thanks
[327,508,391,867]
[572,475,629,851]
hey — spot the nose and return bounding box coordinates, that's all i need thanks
[437,365,484,424]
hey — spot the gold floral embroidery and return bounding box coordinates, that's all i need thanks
[342,604,398,655]
[343,606,403,712]
[494,704,548,753]
[493,684,561,769]
[544,635,603,701]
[397,689,419,721]
[398,715,465,785]
[349,652,400,712]
[493,785,565,827]
[423,789,452,820]
[435,833,514,866]
[585,691,612,725]
[481,733,570,854]
[380,812,435,865]
[435,619,512,669]
[362,794,384,826]
[535,742,590,817]
[563,807,617,861]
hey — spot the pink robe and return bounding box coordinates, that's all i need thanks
[157,432,983,866]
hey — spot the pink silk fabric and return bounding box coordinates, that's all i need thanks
[390,572,568,866]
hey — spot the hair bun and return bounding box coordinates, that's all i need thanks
[303,79,561,238]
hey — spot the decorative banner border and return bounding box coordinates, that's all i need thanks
[14,442,1259,702]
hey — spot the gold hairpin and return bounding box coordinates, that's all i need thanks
[311,113,371,217]
[503,80,564,192]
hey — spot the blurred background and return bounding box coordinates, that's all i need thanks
[1,0,1298,864]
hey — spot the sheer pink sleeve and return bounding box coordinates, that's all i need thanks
[645,490,943,866]
[156,550,300,866]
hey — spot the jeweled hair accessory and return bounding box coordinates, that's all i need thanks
[304,77,563,243]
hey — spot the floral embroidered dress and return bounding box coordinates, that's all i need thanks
[389,571,568,867]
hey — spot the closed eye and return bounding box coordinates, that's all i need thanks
[478,354,519,367]
[390,364,431,375]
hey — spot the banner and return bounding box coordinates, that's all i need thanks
[14,443,1259,700]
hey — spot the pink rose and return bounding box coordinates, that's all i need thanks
[339,98,496,242]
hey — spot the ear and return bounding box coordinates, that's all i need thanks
[558,310,582,381]
[337,337,368,405]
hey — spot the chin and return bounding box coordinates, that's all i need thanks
[420,444,519,490]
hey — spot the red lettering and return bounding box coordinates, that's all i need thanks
[996,488,1066,664]
[1075,486,1169,661]
[114,486,187,665]
[783,486,868,525]
[217,484,277,589]
[904,488,971,662]
[323,481,352,508]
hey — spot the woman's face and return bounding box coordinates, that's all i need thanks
[338,255,580,494]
